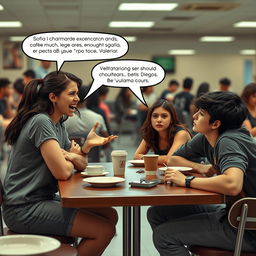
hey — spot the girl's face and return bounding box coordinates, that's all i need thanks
[53,80,79,117]
[247,93,256,108]
[151,106,171,132]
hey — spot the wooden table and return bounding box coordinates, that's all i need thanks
[58,162,224,256]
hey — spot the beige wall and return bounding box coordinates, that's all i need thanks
[62,53,256,101]
[1,37,255,101]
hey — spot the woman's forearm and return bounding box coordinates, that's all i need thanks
[69,154,87,171]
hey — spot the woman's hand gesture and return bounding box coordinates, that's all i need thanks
[82,122,118,153]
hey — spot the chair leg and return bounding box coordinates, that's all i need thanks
[234,203,248,256]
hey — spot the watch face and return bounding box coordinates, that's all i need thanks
[186,176,194,181]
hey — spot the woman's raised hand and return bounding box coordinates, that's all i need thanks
[82,122,118,152]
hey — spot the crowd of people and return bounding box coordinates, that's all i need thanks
[1,64,256,255]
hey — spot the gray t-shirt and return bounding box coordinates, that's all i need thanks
[3,113,70,206]
[174,127,256,197]
[64,108,106,138]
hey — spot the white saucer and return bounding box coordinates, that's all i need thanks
[83,176,125,188]
[0,235,60,256]
[128,159,144,167]
[159,166,192,172]
[81,171,109,177]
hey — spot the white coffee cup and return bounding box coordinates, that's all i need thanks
[111,150,128,177]
[86,165,105,175]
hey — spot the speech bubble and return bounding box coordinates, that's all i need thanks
[22,31,129,71]
[85,60,166,106]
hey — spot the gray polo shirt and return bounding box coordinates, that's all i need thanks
[174,127,256,197]
[3,113,70,206]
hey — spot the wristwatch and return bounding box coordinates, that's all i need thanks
[185,176,195,188]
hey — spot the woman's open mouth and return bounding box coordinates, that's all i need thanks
[69,105,77,111]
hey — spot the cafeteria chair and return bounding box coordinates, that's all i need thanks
[0,180,78,256]
[190,197,256,256]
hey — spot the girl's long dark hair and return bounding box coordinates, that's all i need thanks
[5,71,82,145]
[141,99,189,152]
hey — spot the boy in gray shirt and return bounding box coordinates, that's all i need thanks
[148,91,256,255]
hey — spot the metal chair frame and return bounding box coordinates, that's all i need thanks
[190,197,256,256]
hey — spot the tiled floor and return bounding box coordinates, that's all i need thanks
[0,133,159,256]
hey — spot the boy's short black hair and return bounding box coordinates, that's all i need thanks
[78,85,89,102]
[169,79,179,86]
[0,78,11,89]
[23,69,36,78]
[183,77,193,89]
[219,77,231,86]
[195,91,247,134]
[13,78,24,94]
[98,86,109,96]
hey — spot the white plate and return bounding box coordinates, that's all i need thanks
[128,160,144,167]
[81,171,109,177]
[159,166,193,172]
[0,235,60,256]
[83,177,125,188]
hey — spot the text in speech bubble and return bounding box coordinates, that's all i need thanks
[22,32,129,71]
[85,60,165,106]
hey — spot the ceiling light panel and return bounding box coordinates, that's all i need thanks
[119,3,178,11]
[200,36,235,42]
[109,21,154,28]
[0,4,4,10]
[234,21,256,27]
[9,36,26,41]
[124,36,137,42]
[168,49,195,55]
[0,21,22,27]
[240,49,256,55]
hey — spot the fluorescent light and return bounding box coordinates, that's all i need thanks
[168,49,195,55]
[119,3,178,11]
[109,21,154,28]
[234,21,256,28]
[0,21,22,27]
[240,49,256,55]
[9,36,26,42]
[124,36,137,42]
[200,36,234,42]
[0,4,4,10]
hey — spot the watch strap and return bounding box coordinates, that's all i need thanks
[185,176,195,188]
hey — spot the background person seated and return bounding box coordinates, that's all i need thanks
[160,79,179,102]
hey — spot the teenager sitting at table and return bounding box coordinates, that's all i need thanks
[147,91,256,256]
[134,99,191,165]
[3,71,118,256]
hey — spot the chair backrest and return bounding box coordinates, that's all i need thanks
[228,197,256,230]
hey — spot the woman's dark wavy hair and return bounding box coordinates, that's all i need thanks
[241,82,256,105]
[141,99,189,152]
[5,71,82,145]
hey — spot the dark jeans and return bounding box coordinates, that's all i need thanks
[147,204,256,256]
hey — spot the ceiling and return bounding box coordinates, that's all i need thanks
[0,0,256,55]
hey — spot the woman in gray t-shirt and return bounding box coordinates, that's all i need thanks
[3,71,117,256]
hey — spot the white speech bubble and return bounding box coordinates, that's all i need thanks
[22,32,129,71]
[85,60,165,106]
